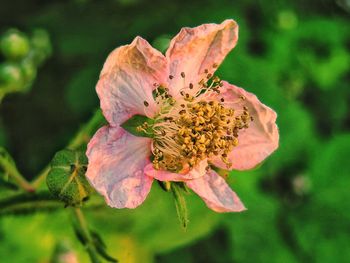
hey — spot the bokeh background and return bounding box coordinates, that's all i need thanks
[1,0,350,262]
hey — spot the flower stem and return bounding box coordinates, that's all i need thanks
[31,109,106,190]
[0,191,60,216]
[31,165,50,189]
[0,154,34,192]
[67,109,105,150]
[72,208,101,263]
[0,191,104,217]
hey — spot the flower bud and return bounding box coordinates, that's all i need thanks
[0,62,22,86]
[30,29,52,65]
[0,29,30,60]
[46,149,93,206]
[20,59,37,83]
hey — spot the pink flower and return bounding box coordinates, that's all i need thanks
[86,20,279,212]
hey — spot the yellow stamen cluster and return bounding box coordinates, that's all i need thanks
[140,65,252,173]
[152,99,251,172]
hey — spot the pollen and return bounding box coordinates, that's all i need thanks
[147,70,252,172]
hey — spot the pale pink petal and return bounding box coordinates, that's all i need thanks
[86,126,153,208]
[210,81,279,170]
[144,159,208,182]
[166,19,238,96]
[97,36,168,126]
[186,169,246,212]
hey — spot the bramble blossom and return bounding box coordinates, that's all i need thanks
[86,20,279,212]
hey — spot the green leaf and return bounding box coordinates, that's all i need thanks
[73,223,87,245]
[91,231,118,262]
[46,149,93,206]
[121,114,154,138]
[171,182,189,229]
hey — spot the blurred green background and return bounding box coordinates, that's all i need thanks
[1,0,350,262]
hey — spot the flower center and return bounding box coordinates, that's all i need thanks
[142,67,252,172]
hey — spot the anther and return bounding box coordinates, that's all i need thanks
[151,96,247,172]
[213,76,220,83]
[189,83,194,89]
[212,63,218,68]
[204,69,209,74]
[181,72,185,78]
[207,73,212,79]
[198,79,205,86]
[144,101,149,107]
[169,75,174,79]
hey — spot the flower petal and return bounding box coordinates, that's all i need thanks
[97,36,168,126]
[186,169,246,212]
[166,19,238,96]
[144,159,208,182]
[86,126,153,208]
[210,81,279,170]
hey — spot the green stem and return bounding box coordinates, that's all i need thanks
[0,191,59,216]
[31,165,50,189]
[73,208,101,263]
[0,191,104,217]
[67,109,105,150]
[31,109,106,190]
[0,155,34,192]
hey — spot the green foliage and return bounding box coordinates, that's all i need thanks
[283,134,350,262]
[46,149,93,206]
[152,35,171,54]
[0,0,350,262]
